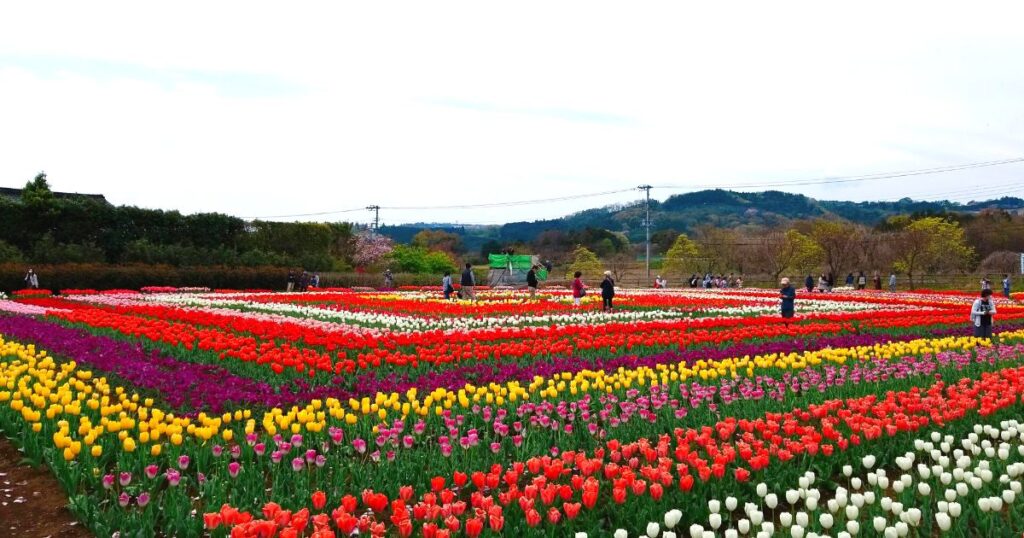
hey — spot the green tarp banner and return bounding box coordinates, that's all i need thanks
[488,254,535,270]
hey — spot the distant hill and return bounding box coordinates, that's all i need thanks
[379,190,1024,246]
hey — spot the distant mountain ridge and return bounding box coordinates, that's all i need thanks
[379,189,1024,249]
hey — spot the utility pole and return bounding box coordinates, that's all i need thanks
[637,185,652,282]
[366,205,380,234]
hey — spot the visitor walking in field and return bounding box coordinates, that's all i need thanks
[857,271,867,290]
[286,270,296,292]
[872,272,882,290]
[310,273,320,288]
[526,265,539,298]
[889,272,897,292]
[805,274,814,292]
[24,269,38,289]
[780,277,796,319]
[442,271,454,300]
[981,277,992,292]
[460,263,475,301]
[1003,274,1012,299]
[818,274,828,293]
[383,268,395,290]
[845,273,854,287]
[571,271,586,307]
[970,289,997,338]
[600,271,615,311]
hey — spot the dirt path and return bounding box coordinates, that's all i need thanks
[0,435,92,538]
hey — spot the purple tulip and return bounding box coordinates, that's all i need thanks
[119,472,132,487]
[137,492,150,507]
[291,457,304,471]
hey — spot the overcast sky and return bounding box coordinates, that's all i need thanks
[2,2,1023,226]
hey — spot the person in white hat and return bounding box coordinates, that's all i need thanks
[600,270,615,311]
[780,277,796,319]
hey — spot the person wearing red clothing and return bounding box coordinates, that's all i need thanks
[571,271,586,307]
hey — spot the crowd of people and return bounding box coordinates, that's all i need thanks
[285,270,319,292]
[685,273,744,288]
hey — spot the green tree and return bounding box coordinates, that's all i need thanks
[21,172,54,207]
[756,229,823,281]
[0,240,23,263]
[892,217,974,290]
[662,234,701,277]
[566,246,602,279]
[809,219,864,278]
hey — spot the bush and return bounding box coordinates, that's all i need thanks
[0,263,292,293]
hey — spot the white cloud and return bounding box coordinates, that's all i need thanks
[1,1,1023,225]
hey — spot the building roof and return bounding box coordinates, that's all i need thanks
[0,187,109,203]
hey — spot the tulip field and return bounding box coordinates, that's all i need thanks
[3,286,1024,537]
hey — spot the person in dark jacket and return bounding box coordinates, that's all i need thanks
[845,273,854,287]
[971,289,997,338]
[600,271,615,311]
[780,277,796,320]
[857,271,867,290]
[526,265,539,298]
[872,272,882,290]
[804,274,814,292]
[461,263,476,301]
[286,270,296,292]
[571,271,585,307]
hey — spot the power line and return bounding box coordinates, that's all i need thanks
[244,207,366,219]
[379,188,636,211]
[652,157,1024,191]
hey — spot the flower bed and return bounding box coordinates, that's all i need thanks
[0,288,1023,535]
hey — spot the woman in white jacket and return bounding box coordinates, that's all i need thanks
[970,289,996,338]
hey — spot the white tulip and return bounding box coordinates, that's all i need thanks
[708,513,722,530]
[846,520,860,535]
[892,481,905,494]
[932,431,942,442]
[906,508,922,527]
[576,533,589,538]
[780,512,793,528]
[843,465,853,477]
[1003,489,1016,504]
[867,472,878,486]
[970,477,983,490]
[956,482,969,497]
[891,502,904,516]
[791,526,805,538]
[895,521,909,537]
[615,530,629,538]
[884,528,898,538]
[827,499,840,513]
[750,511,764,526]
[979,497,991,512]
[796,511,809,527]
[880,497,893,511]
[689,524,704,538]
[990,497,1004,511]
[786,490,801,505]
[953,468,965,481]
[939,456,950,468]
[999,448,1010,460]
[940,472,952,485]
[918,483,931,497]
[664,509,683,529]
[765,494,778,509]
[799,477,810,490]
[725,531,738,538]
[819,513,834,529]
[805,496,818,511]
[756,483,768,497]
[702,532,715,538]
[938,500,949,513]
[739,519,751,534]
[914,439,926,451]
[646,522,660,538]
[936,512,952,531]
[756,533,769,538]
[980,469,994,483]
[873,517,887,532]
[805,471,816,483]
[877,476,890,489]
[900,474,913,488]
[838,533,851,538]
[851,493,865,508]
[917,464,931,480]
[1012,481,1022,494]
[708,500,721,513]
[864,491,876,505]
[949,502,962,518]
[665,533,677,538]
[895,457,911,471]
[850,477,862,490]
[845,505,858,520]
[762,522,775,535]
[940,442,951,453]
